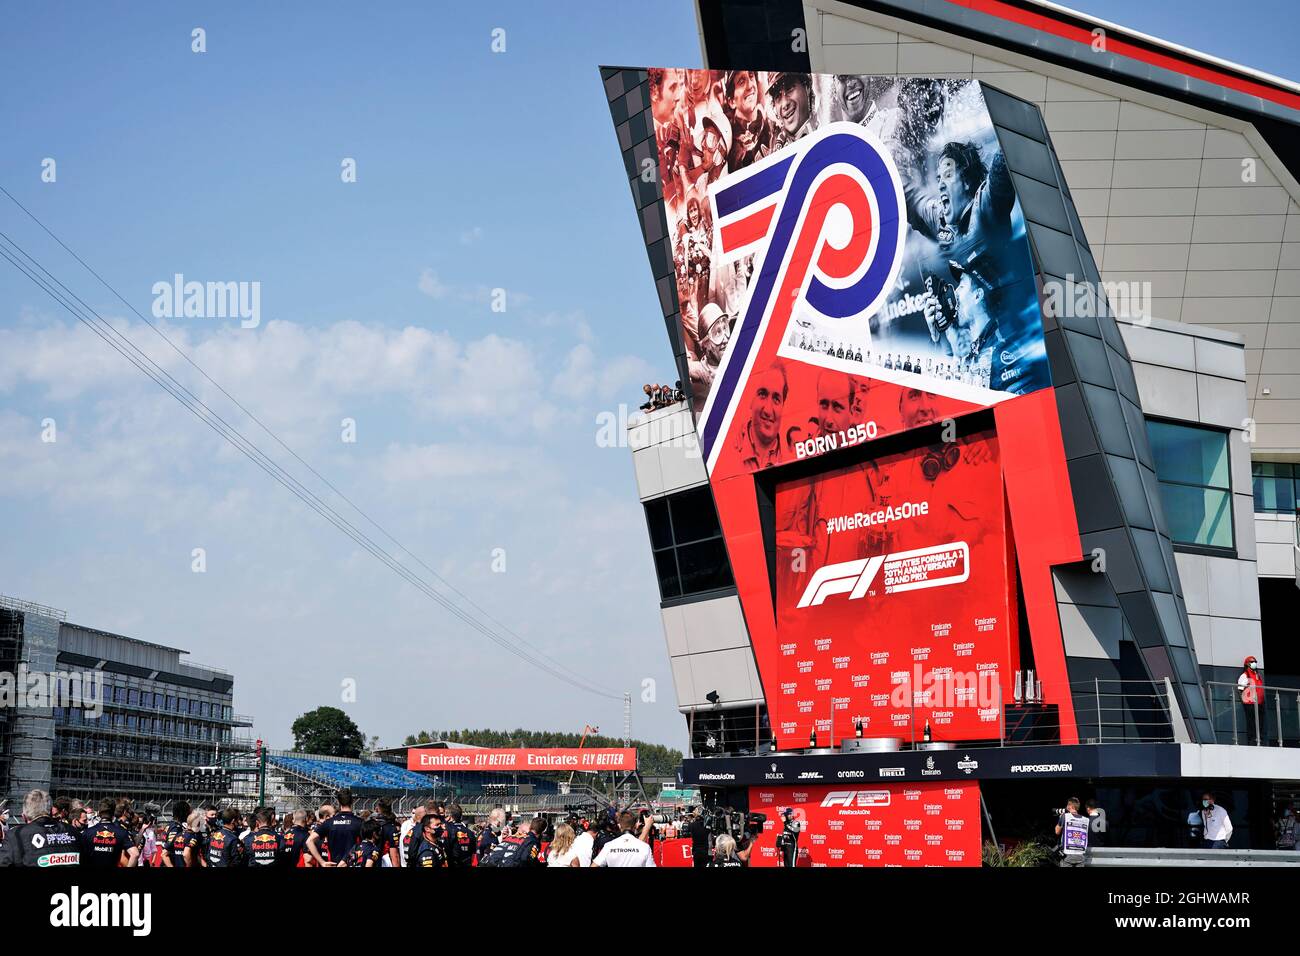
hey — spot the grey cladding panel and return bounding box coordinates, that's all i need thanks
[1067,454,1124,533]
[1081,384,1135,459]
[997,126,1059,185]
[1012,173,1071,233]
[983,86,1047,142]
[1054,383,1097,459]
[1107,454,1155,531]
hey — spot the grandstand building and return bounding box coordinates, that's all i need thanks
[1,594,253,809]
[604,0,1300,859]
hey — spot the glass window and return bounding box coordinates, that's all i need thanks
[653,548,681,600]
[669,486,723,543]
[644,497,673,550]
[1147,420,1233,550]
[1253,462,1297,514]
[642,485,734,601]
[676,538,734,593]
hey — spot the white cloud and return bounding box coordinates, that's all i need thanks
[378,442,523,482]
[553,342,655,402]
[417,268,447,299]
[459,226,484,245]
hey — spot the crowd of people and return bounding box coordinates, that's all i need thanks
[639,381,686,412]
[786,331,991,387]
[0,787,673,868]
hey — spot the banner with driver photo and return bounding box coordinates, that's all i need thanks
[647,69,1049,442]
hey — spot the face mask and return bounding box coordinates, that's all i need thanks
[1251,662,1258,670]
[1203,800,1211,809]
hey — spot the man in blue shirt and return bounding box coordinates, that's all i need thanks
[307,789,362,867]
[82,798,137,868]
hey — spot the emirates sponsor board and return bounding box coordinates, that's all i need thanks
[748,782,980,867]
[406,748,635,772]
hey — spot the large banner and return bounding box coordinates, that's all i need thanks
[749,782,981,867]
[772,429,1015,745]
[406,748,635,772]
[647,69,1049,475]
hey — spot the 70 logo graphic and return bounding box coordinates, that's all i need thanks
[700,123,908,468]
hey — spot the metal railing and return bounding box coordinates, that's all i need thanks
[1206,680,1300,748]
[686,676,1183,758]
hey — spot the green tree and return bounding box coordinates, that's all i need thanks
[291,706,364,758]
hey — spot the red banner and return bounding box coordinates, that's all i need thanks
[749,782,981,867]
[655,838,696,868]
[405,748,636,772]
[771,428,1016,746]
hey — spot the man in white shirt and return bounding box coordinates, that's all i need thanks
[397,807,420,868]
[592,811,656,868]
[570,821,597,868]
[1200,792,1234,849]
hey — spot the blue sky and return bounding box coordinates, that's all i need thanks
[0,0,1295,752]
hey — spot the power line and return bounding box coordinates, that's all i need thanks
[0,233,618,700]
[0,200,621,701]
[0,183,593,693]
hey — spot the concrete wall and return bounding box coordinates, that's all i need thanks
[629,402,763,712]
[1256,512,1299,580]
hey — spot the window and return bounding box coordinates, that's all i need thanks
[1253,462,1298,514]
[1147,420,1233,550]
[643,485,734,600]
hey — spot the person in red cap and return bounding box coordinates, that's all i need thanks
[1238,655,1264,745]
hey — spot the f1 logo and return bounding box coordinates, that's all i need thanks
[796,543,971,608]
[797,555,885,608]
[822,790,891,808]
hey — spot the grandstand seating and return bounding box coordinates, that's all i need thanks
[270,755,432,791]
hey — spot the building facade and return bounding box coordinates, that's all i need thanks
[603,0,1300,860]
[1,594,253,809]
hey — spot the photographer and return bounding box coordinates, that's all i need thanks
[1054,797,1089,867]
[636,808,657,851]
[688,807,710,869]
